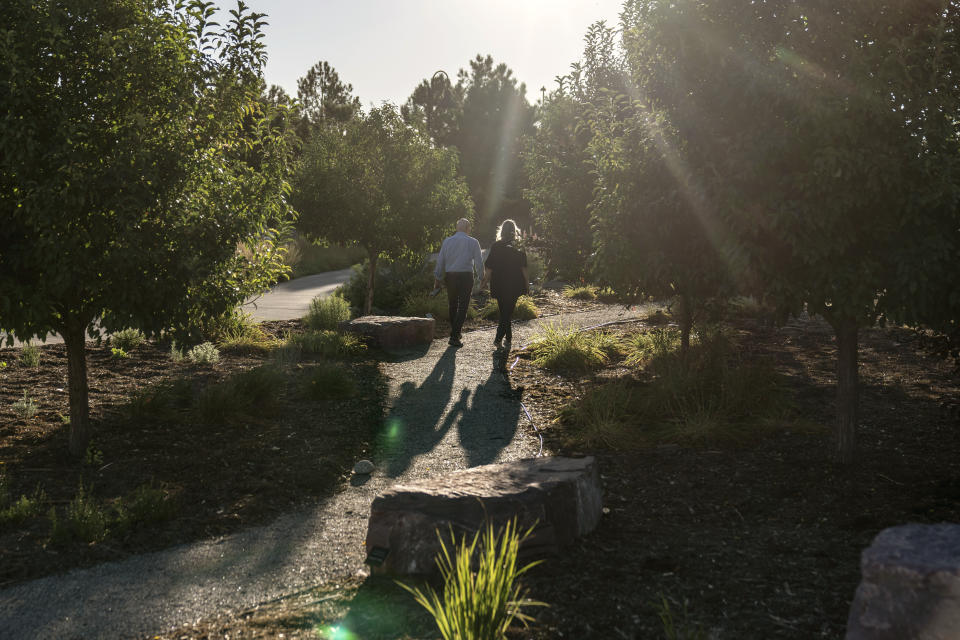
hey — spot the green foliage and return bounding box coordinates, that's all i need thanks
[402,292,456,320]
[187,342,221,366]
[113,482,178,535]
[19,344,40,368]
[562,285,598,301]
[293,104,473,313]
[50,484,108,546]
[0,0,297,456]
[283,330,366,360]
[304,295,352,331]
[340,257,436,314]
[84,444,104,468]
[656,594,707,640]
[398,518,545,640]
[111,328,145,352]
[169,341,185,363]
[479,296,540,321]
[122,377,193,423]
[196,365,286,424]
[12,391,38,419]
[529,323,612,372]
[295,60,362,136]
[0,481,46,531]
[622,328,682,367]
[563,329,789,448]
[110,347,129,360]
[216,317,276,356]
[300,362,357,401]
[285,239,365,279]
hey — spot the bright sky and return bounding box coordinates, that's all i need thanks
[233,0,625,108]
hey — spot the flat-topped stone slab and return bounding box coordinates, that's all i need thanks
[364,456,602,575]
[846,523,960,639]
[340,315,435,350]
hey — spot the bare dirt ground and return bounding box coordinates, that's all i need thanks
[3,297,959,639]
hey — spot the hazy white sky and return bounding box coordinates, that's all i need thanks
[232,0,624,108]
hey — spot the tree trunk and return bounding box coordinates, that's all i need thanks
[63,318,91,458]
[364,251,378,316]
[677,294,693,366]
[833,318,859,465]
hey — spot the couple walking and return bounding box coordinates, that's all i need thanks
[433,217,529,348]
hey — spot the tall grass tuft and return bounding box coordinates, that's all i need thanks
[478,296,540,321]
[562,285,598,301]
[398,518,546,640]
[283,330,366,360]
[0,479,46,531]
[196,365,286,423]
[623,328,682,367]
[50,483,108,546]
[19,344,40,368]
[529,323,611,372]
[216,318,276,355]
[304,294,351,331]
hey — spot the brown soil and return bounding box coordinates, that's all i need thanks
[4,301,959,639]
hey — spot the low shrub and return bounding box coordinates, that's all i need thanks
[338,257,434,313]
[217,321,276,356]
[478,296,540,322]
[562,285,598,301]
[111,328,145,351]
[19,344,40,368]
[113,482,178,534]
[12,391,38,419]
[0,481,46,530]
[304,294,351,331]
[283,330,366,360]
[50,483,109,546]
[196,365,286,423]
[529,323,611,372]
[110,347,129,360]
[622,328,682,367]
[187,342,220,365]
[300,362,357,401]
[123,377,193,423]
[398,518,545,640]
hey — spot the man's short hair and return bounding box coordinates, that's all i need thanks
[456,218,471,232]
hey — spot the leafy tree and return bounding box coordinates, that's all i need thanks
[292,105,474,314]
[523,22,626,281]
[295,60,362,137]
[0,0,296,456]
[406,56,535,244]
[614,0,960,462]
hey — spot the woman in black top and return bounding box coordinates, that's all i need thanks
[480,219,529,348]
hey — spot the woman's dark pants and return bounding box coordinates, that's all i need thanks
[495,295,519,343]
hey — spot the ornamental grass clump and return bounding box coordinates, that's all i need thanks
[12,391,38,419]
[479,296,540,321]
[49,483,108,546]
[562,284,598,301]
[529,322,610,372]
[304,294,351,331]
[398,517,545,640]
[19,344,40,368]
[284,330,366,360]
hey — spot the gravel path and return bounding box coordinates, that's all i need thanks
[0,305,646,640]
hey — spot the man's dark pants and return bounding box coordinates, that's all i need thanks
[445,272,474,340]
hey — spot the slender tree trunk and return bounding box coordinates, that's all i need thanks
[833,318,859,465]
[63,317,91,458]
[364,250,378,316]
[677,294,693,365]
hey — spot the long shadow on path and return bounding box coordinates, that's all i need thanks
[379,345,463,478]
[457,350,522,467]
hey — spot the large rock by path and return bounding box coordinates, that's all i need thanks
[341,315,435,350]
[364,456,602,576]
[846,523,960,640]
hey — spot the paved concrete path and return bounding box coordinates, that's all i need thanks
[0,269,354,347]
[0,305,646,639]
[240,268,353,322]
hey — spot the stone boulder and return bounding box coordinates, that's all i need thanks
[846,523,960,640]
[340,315,434,350]
[364,456,602,576]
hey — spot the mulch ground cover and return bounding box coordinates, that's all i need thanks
[0,320,388,588]
[157,309,959,639]
[4,299,959,639]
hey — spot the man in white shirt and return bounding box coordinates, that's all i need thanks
[433,218,483,347]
